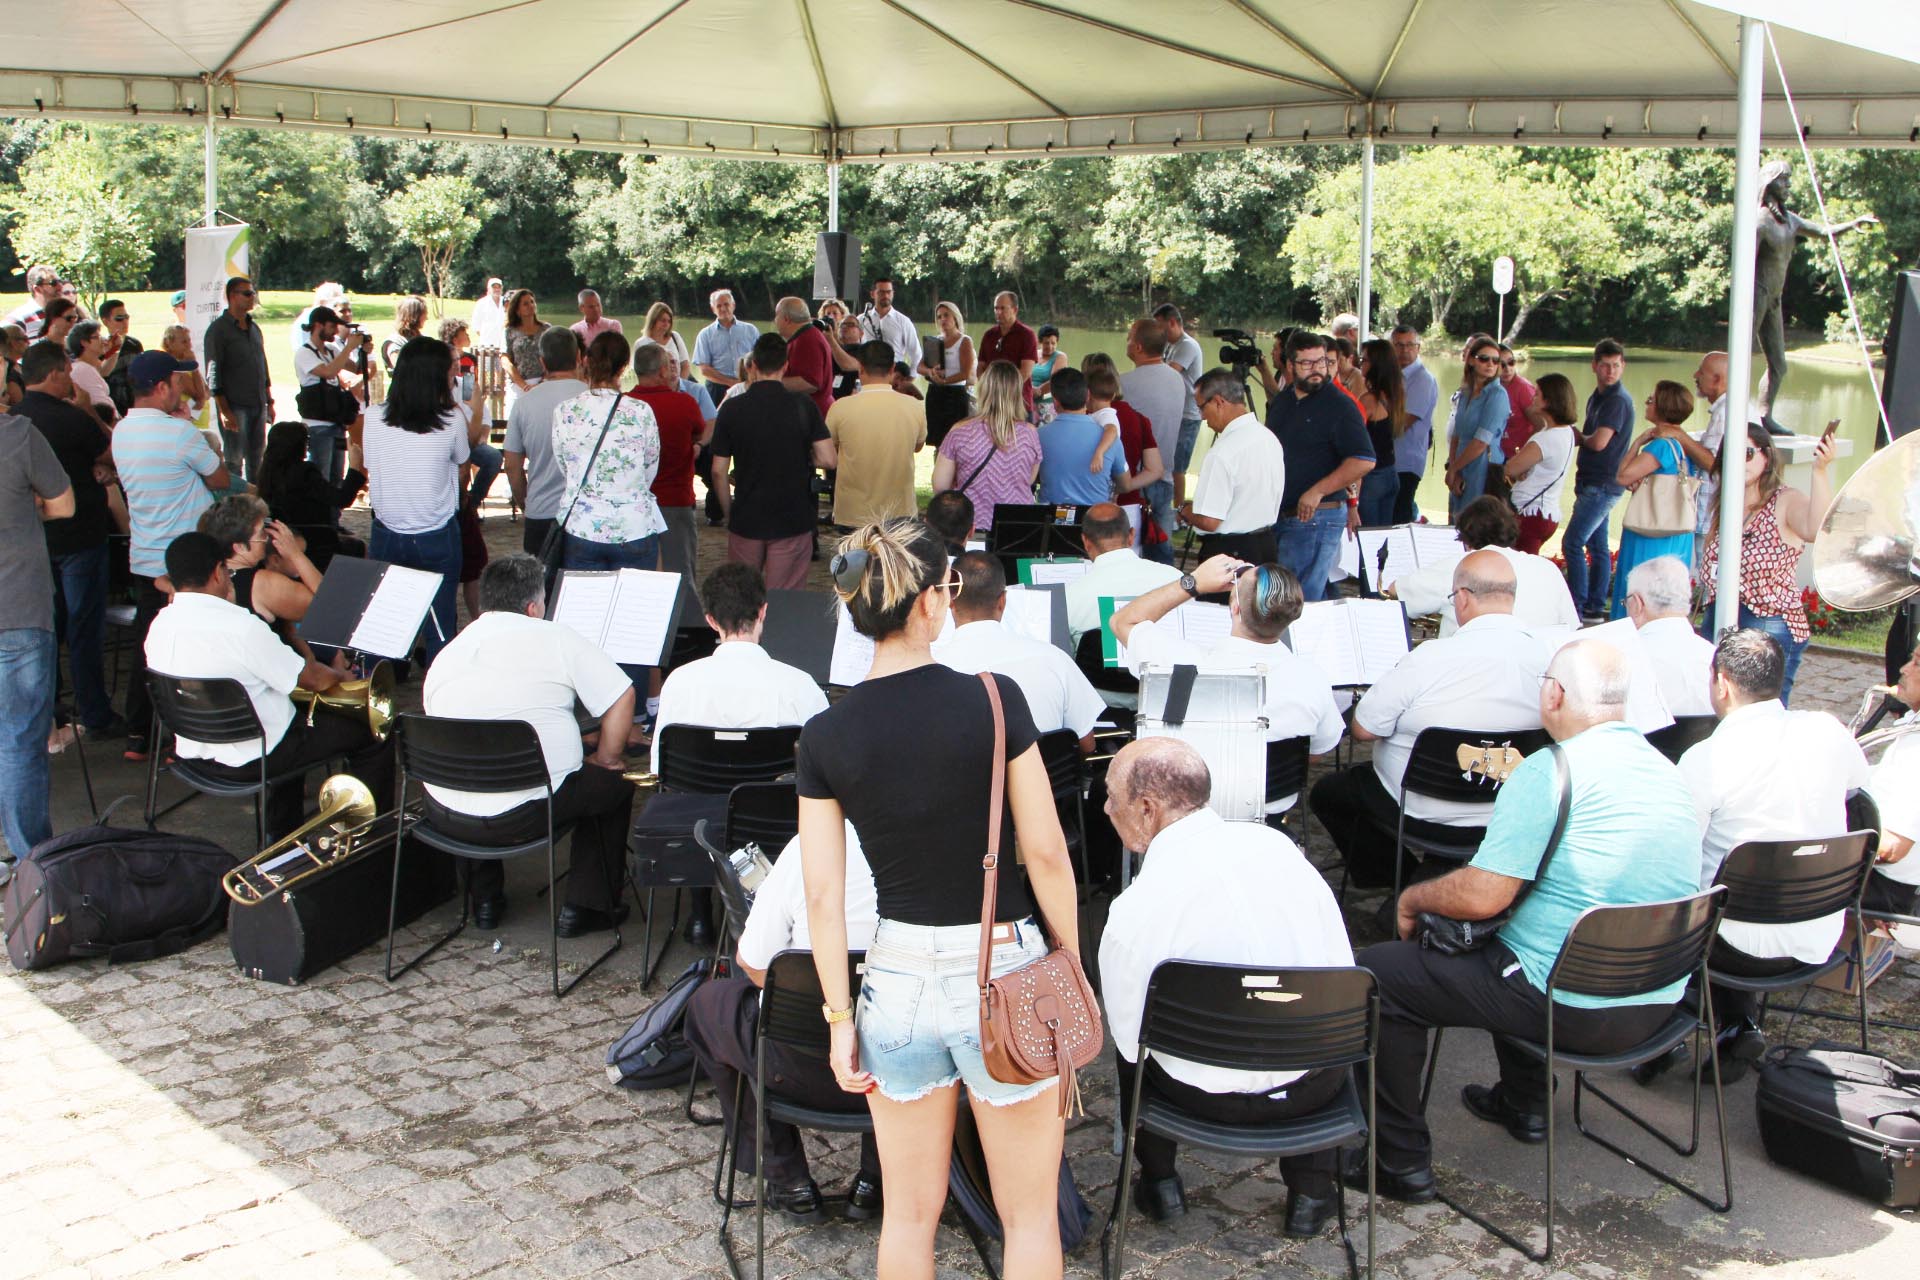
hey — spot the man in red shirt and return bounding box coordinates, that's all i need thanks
[979,290,1040,417]
[626,343,708,581]
[772,296,835,418]
[1494,343,1541,504]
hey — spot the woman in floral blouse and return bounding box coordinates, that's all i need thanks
[553,330,666,573]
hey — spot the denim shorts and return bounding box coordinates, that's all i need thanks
[858,916,1055,1106]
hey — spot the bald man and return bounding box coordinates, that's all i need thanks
[772,296,835,417]
[1309,550,1550,892]
[1685,351,1730,563]
[1349,639,1698,1200]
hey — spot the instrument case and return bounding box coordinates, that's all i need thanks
[1755,1040,1920,1209]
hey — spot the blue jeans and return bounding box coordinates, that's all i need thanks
[1358,469,1400,528]
[1700,605,1809,706]
[1142,478,1176,565]
[307,421,344,485]
[51,545,112,730]
[1562,484,1623,616]
[369,518,462,665]
[1275,504,1349,602]
[1172,417,1203,473]
[563,533,662,688]
[222,404,268,484]
[0,628,55,857]
[1448,454,1489,519]
[468,441,503,510]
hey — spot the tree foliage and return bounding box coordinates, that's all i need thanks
[2,127,155,313]
[382,174,488,315]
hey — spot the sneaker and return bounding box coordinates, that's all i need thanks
[123,736,150,762]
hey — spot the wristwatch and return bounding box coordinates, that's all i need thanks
[1179,573,1198,597]
[821,1003,854,1025]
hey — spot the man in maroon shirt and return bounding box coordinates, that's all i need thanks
[772,296,835,418]
[626,343,707,581]
[979,290,1040,417]
[1493,343,1541,505]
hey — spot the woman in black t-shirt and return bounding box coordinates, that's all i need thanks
[798,517,1079,1280]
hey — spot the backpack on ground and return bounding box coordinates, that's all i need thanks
[606,957,713,1090]
[1756,1040,1920,1209]
[3,820,238,970]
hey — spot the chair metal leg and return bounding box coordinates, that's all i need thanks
[68,716,97,819]
[715,1068,751,1280]
[1418,1027,1446,1109]
[640,887,683,988]
[1573,1029,1732,1215]
[386,811,468,982]
[552,835,623,1000]
[143,712,161,829]
[1100,1061,1148,1280]
[711,1072,757,1211]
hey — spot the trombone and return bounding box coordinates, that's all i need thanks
[290,661,396,741]
[224,774,382,905]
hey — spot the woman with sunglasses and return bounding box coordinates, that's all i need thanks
[1608,380,1698,618]
[1698,422,1836,703]
[799,517,1080,1280]
[1442,336,1510,518]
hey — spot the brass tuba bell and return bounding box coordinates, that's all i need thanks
[291,660,396,741]
[1813,430,1920,612]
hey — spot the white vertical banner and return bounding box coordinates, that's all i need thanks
[184,223,249,432]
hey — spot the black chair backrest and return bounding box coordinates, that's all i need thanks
[1646,714,1718,764]
[1713,832,1876,927]
[666,623,718,674]
[1036,729,1084,800]
[397,713,551,794]
[762,949,866,1059]
[1401,725,1553,806]
[1847,789,1882,858]
[1549,888,1725,1002]
[707,839,753,945]
[1075,628,1139,696]
[726,781,800,854]
[1138,961,1376,1074]
[147,675,266,745]
[657,724,802,795]
[1265,735,1311,803]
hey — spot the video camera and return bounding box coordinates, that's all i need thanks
[1214,328,1262,371]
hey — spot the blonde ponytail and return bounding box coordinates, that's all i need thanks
[831,518,948,639]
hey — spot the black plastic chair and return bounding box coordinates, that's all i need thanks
[1264,735,1313,856]
[1709,832,1877,1050]
[666,623,720,675]
[634,725,802,985]
[1105,962,1379,1280]
[386,713,616,1000]
[1645,714,1718,764]
[1036,728,1089,883]
[144,674,313,850]
[1075,628,1140,701]
[1420,888,1730,1264]
[1387,726,1551,904]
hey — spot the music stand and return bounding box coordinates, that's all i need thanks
[989,503,1088,568]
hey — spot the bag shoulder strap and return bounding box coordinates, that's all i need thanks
[958,443,995,495]
[976,671,1007,992]
[1513,743,1573,909]
[555,393,625,533]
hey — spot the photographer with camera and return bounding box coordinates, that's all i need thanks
[294,307,368,483]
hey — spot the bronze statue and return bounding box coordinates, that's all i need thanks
[1752,159,1877,414]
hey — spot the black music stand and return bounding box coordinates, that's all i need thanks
[989,503,1088,566]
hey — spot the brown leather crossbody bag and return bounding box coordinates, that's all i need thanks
[974,673,1104,1117]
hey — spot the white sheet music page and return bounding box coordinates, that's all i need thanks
[601,569,682,666]
[1410,524,1465,575]
[1348,599,1412,685]
[550,571,620,649]
[1174,601,1232,649]
[1365,527,1421,590]
[1026,559,1092,586]
[347,565,444,657]
[1576,617,1675,733]
[830,604,876,686]
[1000,586,1056,648]
[1288,602,1360,687]
[1333,529,1361,581]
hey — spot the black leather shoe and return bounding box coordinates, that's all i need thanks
[1631,1043,1689,1087]
[764,1178,825,1224]
[473,893,507,931]
[1131,1174,1186,1222]
[1461,1082,1549,1145]
[1283,1189,1337,1239]
[556,902,630,938]
[844,1172,883,1221]
[683,915,715,947]
[1342,1151,1436,1204]
[1702,1022,1767,1085]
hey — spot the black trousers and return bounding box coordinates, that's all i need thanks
[684,974,878,1185]
[1358,940,1675,1170]
[1706,936,1806,1029]
[1115,1053,1344,1196]
[122,576,170,745]
[188,709,396,844]
[1864,869,1919,918]
[521,518,556,558]
[421,762,633,912]
[1309,764,1476,891]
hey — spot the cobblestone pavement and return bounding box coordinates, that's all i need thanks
[5,505,1917,1278]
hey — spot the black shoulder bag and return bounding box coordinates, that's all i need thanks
[1416,742,1571,956]
[536,393,624,576]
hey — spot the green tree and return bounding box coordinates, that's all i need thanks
[383,174,488,315]
[2,127,154,312]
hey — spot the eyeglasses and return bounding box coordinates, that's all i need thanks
[1471,354,1500,365]
[1498,360,1516,368]
[935,573,964,602]
[1746,445,1765,459]
[1293,357,1331,371]
[1447,586,1476,602]
[1540,673,1563,690]
[235,289,256,297]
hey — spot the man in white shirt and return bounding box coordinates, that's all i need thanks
[1386,496,1578,637]
[1100,737,1354,1236]
[143,532,391,841]
[937,552,1105,752]
[856,277,917,368]
[1625,555,1716,717]
[1176,370,1286,572]
[1665,629,1869,1081]
[1865,642,1920,917]
[421,554,637,935]
[1687,351,1729,566]
[1111,554,1342,812]
[469,278,508,351]
[292,306,369,482]
[684,822,882,1222]
[1064,503,1181,647]
[1310,551,1549,889]
[503,328,586,557]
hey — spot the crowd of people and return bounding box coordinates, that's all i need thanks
[0,262,1909,1280]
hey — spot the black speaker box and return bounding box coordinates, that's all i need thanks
[813,231,859,303]
[1882,269,1920,444]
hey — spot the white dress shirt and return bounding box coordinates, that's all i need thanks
[144,591,303,766]
[859,307,919,368]
[1064,548,1183,644]
[1356,612,1549,824]
[423,611,634,815]
[1637,616,1716,718]
[1189,412,1286,535]
[936,619,1106,739]
[1393,546,1579,638]
[1866,714,1920,886]
[470,294,508,350]
[652,639,829,773]
[736,825,879,970]
[1100,808,1353,1095]
[1678,700,1869,962]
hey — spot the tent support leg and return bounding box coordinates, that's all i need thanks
[1358,131,1374,342]
[1716,16,1766,637]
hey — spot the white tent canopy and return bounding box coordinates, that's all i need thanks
[1,0,1917,161]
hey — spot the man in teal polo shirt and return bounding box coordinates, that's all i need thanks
[1347,638,1699,1203]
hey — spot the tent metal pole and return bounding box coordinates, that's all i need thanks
[827,160,840,233]
[1717,16,1765,637]
[204,83,217,227]
[1358,132,1375,341]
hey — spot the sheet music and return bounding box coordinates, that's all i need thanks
[1410,524,1465,575]
[1332,529,1360,582]
[550,572,621,649]
[602,569,681,666]
[1174,601,1232,649]
[1022,558,1092,587]
[1000,586,1056,649]
[1358,526,1419,590]
[1347,599,1412,684]
[832,602,952,685]
[1289,599,1410,687]
[347,565,443,657]
[1575,618,1675,733]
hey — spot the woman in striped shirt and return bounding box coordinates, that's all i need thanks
[929,361,1041,534]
